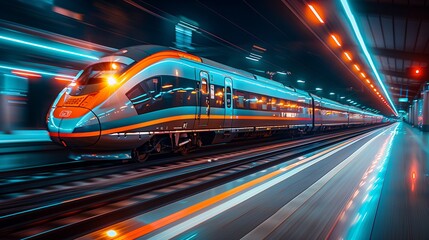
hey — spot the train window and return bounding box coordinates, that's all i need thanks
[234,91,245,109]
[212,86,224,108]
[126,84,149,114]
[271,98,277,111]
[201,78,208,94]
[76,62,129,86]
[199,71,209,95]
[248,94,258,110]
[144,77,161,98]
[260,96,267,110]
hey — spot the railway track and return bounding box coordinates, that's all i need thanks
[0,124,389,239]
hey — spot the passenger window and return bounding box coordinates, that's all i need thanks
[200,72,209,95]
[201,78,208,94]
[261,96,267,110]
[234,91,245,109]
[271,98,277,111]
[248,94,258,110]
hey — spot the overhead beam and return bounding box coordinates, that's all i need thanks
[385,82,421,87]
[372,48,429,63]
[381,69,425,81]
[352,1,429,19]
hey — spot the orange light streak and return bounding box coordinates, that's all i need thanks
[344,52,352,61]
[331,34,341,47]
[11,70,42,78]
[308,4,324,23]
[354,64,360,71]
[55,77,74,81]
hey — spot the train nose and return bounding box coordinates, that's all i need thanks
[49,107,100,148]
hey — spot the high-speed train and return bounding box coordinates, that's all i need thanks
[47,45,384,161]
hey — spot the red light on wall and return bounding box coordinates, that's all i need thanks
[11,70,42,78]
[360,72,366,78]
[366,79,371,83]
[308,4,325,23]
[408,66,425,78]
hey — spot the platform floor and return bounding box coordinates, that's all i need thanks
[80,122,429,239]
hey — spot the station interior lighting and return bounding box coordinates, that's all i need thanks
[340,0,398,116]
[11,70,42,78]
[353,64,360,71]
[308,4,324,23]
[0,35,99,61]
[0,65,76,79]
[344,52,352,61]
[331,34,342,47]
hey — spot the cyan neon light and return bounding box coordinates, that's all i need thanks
[0,35,99,60]
[0,65,75,78]
[340,0,398,116]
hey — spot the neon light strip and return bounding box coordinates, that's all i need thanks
[354,64,360,71]
[308,5,324,23]
[245,56,259,61]
[344,52,352,61]
[11,70,42,78]
[340,0,398,116]
[331,35,341,46]
[0,35,99,60]
[0,65,75,78]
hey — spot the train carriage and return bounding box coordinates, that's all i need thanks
[47,45,383,161]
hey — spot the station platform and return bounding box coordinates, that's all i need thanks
[81,122,429,239]
[0,130,58,154]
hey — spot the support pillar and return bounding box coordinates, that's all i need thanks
[422,91,429,131]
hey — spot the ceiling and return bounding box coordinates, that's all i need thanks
[350,0,429,112]
[0,0,427,116]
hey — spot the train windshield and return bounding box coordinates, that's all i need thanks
[75,62,129,86]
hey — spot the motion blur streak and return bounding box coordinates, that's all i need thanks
[0,65,75,79]
[119,134,370,239]
[0,35,99,60]
[242,127,389,240]
[329,123,398,239]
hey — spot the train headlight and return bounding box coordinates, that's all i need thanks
[108,76,117,85]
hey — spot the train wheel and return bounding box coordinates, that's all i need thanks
[132,149,149,163]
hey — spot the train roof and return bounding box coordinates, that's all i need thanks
[111,45,172,62]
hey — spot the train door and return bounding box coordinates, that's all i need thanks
[224,77,233,128]
[197,71,210,127]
